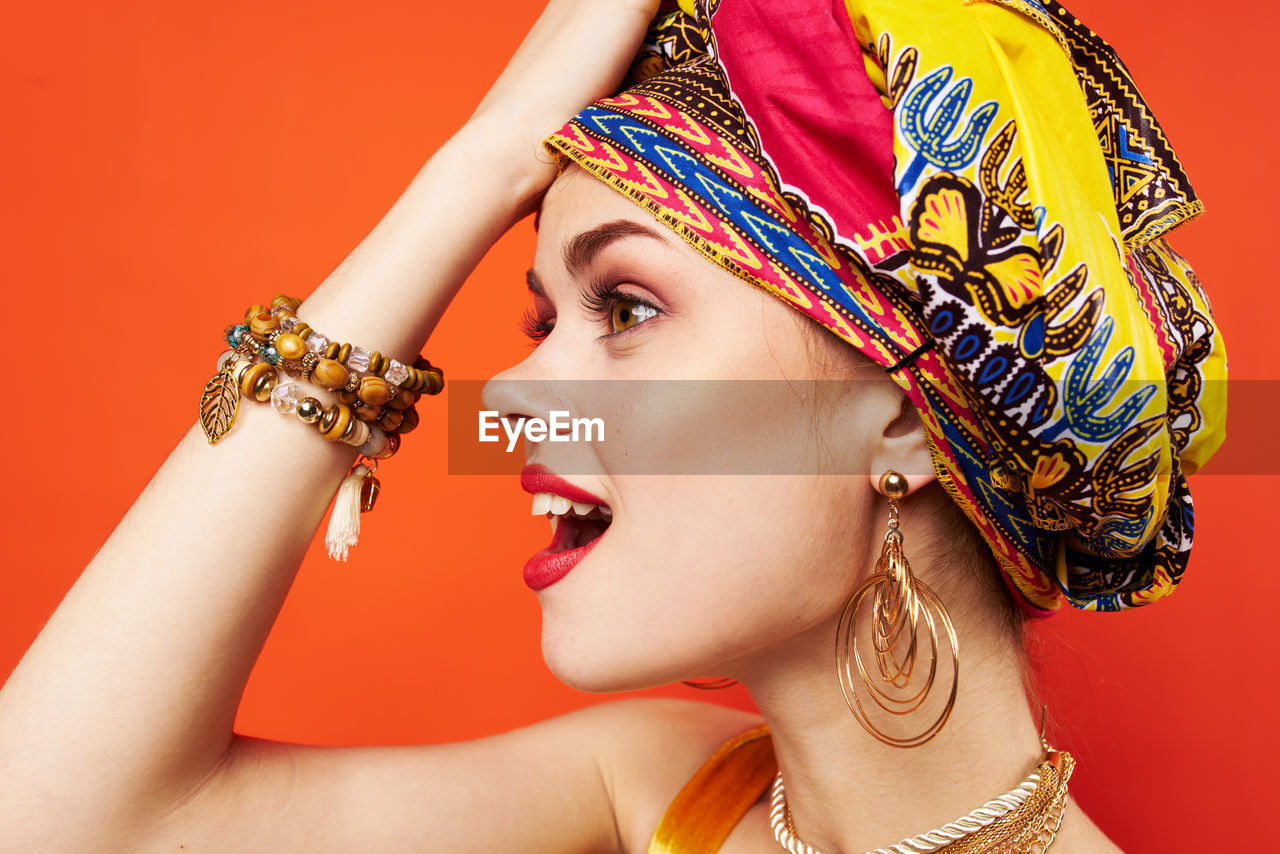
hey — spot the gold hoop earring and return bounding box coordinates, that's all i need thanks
[834,470,959,748]
[681,678,739,690]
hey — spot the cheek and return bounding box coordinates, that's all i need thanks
[589,377,881,624]
[537,471,875,693]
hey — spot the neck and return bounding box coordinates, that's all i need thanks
[736,574,1043,853]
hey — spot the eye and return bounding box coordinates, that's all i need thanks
[609,298,659,334]
[581,280,662,338]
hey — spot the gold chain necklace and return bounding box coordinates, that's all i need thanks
[770,749,1075,854]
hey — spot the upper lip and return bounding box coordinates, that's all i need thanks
[520,464,610,507]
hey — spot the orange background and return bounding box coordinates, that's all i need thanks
[1,1,1275,850]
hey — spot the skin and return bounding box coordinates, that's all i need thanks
[484,164,920,693]
[0,1,1123,851]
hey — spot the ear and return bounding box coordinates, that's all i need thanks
[866,388,936,497]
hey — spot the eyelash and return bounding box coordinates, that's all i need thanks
[520,310,554,343]
[519,281,662,343]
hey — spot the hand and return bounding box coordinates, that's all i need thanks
[294,0,663,350]
[463,0,662,218]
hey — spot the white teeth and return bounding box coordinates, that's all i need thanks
[529,491,612,519]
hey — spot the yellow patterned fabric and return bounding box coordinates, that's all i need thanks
[545,0,1227,612]
[846,0,1227,608]
[647,724,775,854]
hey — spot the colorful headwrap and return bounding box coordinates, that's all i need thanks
[544,0,1227,613]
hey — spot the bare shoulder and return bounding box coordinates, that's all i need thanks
[571,698,765,854]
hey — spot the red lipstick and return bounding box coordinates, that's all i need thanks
[520,463,609,506]
[523,533,602,592]
[520,464,611,591]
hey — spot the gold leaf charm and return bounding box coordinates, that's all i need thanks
[200,367,241,444]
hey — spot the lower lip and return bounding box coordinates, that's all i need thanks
[523,530,604,591]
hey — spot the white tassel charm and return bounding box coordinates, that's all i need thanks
[326,459,380,562]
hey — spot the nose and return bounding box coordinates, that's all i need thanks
[481,348,570,436]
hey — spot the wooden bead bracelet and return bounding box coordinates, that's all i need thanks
[209,354,398,457]
[219,294,442,440]
[236,294,443,394]
[201,294,441,449]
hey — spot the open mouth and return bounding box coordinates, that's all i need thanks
[531,492,612,552]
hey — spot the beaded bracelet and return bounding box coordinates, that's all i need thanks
[201,294,443,446]
[214,354,400,458]
[221,302,440,438]
[236,295,443,392]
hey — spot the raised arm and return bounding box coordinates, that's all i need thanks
[0,2,663,851]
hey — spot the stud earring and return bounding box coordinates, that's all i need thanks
[834,470,959,748]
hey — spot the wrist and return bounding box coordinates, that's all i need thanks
[443,112,561,224]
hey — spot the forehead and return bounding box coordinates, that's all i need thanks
[534,165,676,271]
[538,165,649,236]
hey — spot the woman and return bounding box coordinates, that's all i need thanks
[0,0,1231,852]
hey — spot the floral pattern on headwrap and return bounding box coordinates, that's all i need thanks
[544,0,1226,613]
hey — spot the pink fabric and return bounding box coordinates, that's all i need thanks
[710,0,901,251]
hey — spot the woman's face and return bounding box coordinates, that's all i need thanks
[482,164,907,691]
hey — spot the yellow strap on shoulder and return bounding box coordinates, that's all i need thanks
[647,724,777,854]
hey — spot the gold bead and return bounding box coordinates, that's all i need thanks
[274,333,307,361]
[251,370,277,402]
[296,398,323,423]
[292,322,312,340]
[323,342,341,360]
[336,343,351,365]
[343,418,371,448]
[880,470,909,500]
[238,362,276,398]
[340,412,361,443]
[368,351,385,376]
[271,294,302,311]
[422,369,444,395]
[378,408,404,431]
[319,403,353,442]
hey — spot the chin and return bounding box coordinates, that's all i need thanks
[538,620,694,694]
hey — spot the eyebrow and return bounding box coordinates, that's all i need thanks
[526,268,545,297]
[564,219,670,277]
[525,219,671,295]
